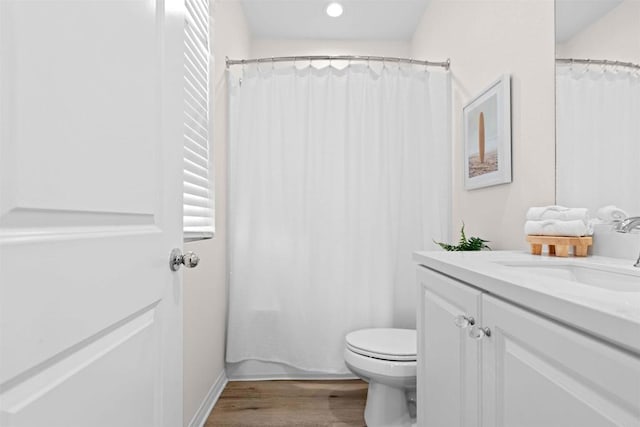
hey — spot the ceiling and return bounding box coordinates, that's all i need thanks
[555,0,622,43]
[238,0,624,44]
[239,0,430,40]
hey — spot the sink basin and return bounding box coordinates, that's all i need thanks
[497,262,640,292]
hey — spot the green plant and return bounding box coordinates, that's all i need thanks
[434,223,491,251]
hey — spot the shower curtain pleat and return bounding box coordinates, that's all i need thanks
[227,64,451,374]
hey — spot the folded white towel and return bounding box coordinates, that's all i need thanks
[525,219,592,237]
[526,205,589,222]
[596,205,628,223]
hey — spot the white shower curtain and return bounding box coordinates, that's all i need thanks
[227,63,450,374]
[556,65,640,214]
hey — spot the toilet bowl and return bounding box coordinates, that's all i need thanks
[344,328,417,427]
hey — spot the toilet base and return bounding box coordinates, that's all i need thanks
[364,381,416,427]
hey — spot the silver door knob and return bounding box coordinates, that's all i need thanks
[169,248,200,271]
[469,326,491,340]
[454,315,475,329]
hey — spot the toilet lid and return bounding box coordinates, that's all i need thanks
[345,328,417,361]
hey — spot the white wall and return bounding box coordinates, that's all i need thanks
[557,0,640,63]
[411,0,556,249]
[183,1,250,425]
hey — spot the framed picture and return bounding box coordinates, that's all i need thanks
[463,74,512,190]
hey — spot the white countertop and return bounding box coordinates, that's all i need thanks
[414,250,640,354]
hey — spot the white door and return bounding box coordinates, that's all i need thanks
[0,1,185,426]
[417,268,482,427]
[482,294,640,427]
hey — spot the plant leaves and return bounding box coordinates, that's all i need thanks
[434,223,491,252]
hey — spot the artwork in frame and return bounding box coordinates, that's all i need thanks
[463,74,512,190]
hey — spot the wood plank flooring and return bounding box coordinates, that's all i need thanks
[205,380,368,427]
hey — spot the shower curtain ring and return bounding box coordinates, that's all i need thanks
[271,57,275,71]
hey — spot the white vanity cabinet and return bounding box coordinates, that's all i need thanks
[418,266,640,427]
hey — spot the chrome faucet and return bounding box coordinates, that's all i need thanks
[616,216,640,267]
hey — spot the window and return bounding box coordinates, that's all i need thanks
[183,0,213,241]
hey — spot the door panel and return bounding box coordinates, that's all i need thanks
[0,235,164,385]
[0,1,184,426]
[1,307,159,427]
[482,295,640,427]
[0,0,158,218]
[417,267,482,427]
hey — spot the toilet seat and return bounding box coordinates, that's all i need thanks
[345,328,416,362]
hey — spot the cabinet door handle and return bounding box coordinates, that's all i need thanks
[454,315,476,329]
[469,326,491,340]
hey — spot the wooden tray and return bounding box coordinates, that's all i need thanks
[526,235,593,257]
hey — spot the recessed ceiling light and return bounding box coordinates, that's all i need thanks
[326,2,343,17]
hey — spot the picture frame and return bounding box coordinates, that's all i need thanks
[463,74,512,190]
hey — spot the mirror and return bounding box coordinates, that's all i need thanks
[555,0,640,216]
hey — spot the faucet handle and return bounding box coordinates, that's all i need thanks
[613,219,624,232]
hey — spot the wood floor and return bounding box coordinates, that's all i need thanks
[205,380,368,427]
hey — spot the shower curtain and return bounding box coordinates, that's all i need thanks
[556,64,640,214]
[227,63,450,374]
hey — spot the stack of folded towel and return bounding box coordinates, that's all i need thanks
[525,206,592,237]
[596,205,628,223]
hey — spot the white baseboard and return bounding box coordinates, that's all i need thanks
[229,373,358,381]
[187,370,228,427]
[226,360,357,381]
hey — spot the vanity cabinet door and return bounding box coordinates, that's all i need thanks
[481,294,640,427]
[417,267,483,427]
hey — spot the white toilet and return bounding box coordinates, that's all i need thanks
[344,328,417,427]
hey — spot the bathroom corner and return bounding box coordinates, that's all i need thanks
[411,0,557,250]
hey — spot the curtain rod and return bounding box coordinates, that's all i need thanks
[225,55,451,70]
[556,58,640,71]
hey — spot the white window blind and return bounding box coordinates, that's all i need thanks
[183,0,213,240]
